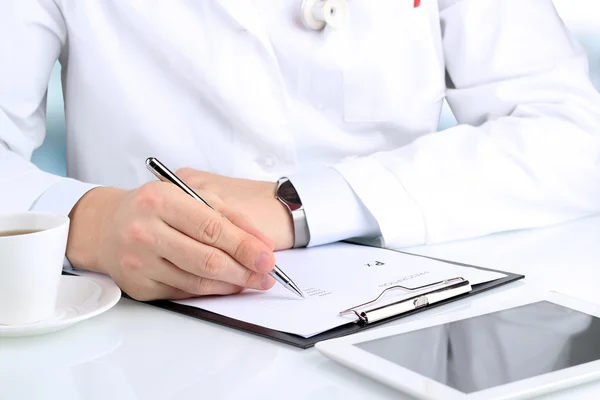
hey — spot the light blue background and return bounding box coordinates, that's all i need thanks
[32,8,600,177]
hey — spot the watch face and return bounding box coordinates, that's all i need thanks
[278,180,302,211]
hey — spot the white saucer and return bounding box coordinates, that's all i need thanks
[0,275,122,338]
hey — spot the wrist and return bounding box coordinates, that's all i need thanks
[66,186,127,273]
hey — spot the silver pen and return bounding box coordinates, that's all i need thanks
[145,157,305,299]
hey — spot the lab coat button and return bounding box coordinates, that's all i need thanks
[258,155,278,169]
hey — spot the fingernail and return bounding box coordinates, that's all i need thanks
[261,274,275,289]
[255,252,273,273]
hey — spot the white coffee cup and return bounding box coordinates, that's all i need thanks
[0,212,70,325]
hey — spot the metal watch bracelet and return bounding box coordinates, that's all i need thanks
[275,177,310,248]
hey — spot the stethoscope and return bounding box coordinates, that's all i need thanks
[300,0,348,30]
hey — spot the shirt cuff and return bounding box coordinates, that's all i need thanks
[287,167,381,247]
[29,177,100,216]
[333,156,427,248]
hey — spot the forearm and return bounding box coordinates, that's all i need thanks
[341,112,600,248]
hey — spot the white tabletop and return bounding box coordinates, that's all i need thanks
[2,215,600,400]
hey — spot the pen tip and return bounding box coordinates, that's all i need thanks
[288,283,305,299]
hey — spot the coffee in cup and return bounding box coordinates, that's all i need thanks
[0,229,41,237]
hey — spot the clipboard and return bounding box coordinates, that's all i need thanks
[140,254,524,349]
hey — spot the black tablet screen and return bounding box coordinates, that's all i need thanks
[355,301,600,393]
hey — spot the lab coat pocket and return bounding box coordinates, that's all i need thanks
[341,0,445,123]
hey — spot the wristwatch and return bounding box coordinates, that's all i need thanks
[275,177,310,248]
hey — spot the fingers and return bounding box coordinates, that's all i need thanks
[156,221,276,290]
[173,171,275,249]
[151,258,245,296]
[197,194,275,250]
[117,277,193,302]
[160,188,275,274]
[116,258,249,301]
[147,282,195,301]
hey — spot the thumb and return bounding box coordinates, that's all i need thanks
[220,207,275,251]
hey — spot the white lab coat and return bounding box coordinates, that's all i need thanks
[1,0,599,250]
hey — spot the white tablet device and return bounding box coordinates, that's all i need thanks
[315,291,600,400]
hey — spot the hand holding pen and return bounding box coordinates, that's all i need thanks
[145,157,305,299]
[65,161,297,302]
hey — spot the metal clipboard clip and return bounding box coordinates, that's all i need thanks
[339,277,472,324]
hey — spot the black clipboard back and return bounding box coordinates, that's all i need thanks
[144,261,524,349]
